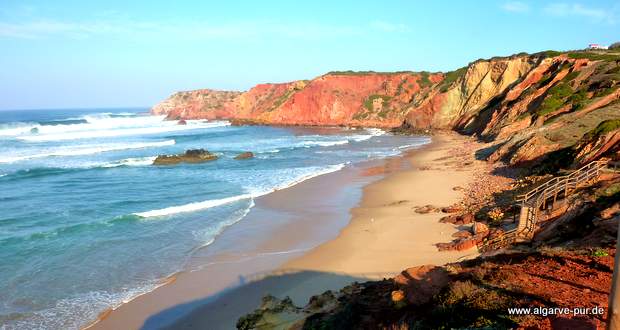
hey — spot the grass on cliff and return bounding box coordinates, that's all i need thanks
[585,119,620,140]
[363,94,392,111]
[439,67,467,93]
[568,51,620,61]
[537,82,573,116]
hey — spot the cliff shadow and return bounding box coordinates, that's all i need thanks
[141,269,376,330]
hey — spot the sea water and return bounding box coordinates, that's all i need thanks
[0,108,429,329]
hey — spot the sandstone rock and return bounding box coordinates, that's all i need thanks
[413,205,438,214]
[153,149,218,165]
[452,230,473,239]
[393,265,450,306]
[452,186,465,191]
[460,213,475,224]
[602,203,620,219]
[234,152,254,160]
[439,213,474,225]
[439,215,459,224]
[436,238,478,252]
[441,205,463,213]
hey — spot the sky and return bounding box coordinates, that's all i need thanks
[0,0,619,110]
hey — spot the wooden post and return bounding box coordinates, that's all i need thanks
[608,220,620,329]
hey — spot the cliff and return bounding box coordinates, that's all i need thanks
[153,50,620,169]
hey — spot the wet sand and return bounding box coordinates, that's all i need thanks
[88,133,480,330]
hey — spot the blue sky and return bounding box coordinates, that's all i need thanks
[0,0,618,110]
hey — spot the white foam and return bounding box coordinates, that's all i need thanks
[134,163,346,219]
[100,156,158,168]
[299,139,349,147]
[18,120,229,142]
[134,194,254,218]
[0,140,175,164]
[2,285,159,330]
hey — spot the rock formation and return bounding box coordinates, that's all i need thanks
[152,50,620,170]
[153,149,218,165]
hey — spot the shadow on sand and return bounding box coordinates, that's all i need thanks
[141,269,387,330]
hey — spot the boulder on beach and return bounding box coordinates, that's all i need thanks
[177,119,187,125]
[234,152,254,160]
[153,149,218,165]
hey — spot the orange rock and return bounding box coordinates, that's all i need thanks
[394,265,450,305]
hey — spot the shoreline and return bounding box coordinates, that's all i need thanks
[88,132,481,330]
[86,134,420,330]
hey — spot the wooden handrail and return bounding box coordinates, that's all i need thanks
[480,159,610,252]
[516,160,608,204]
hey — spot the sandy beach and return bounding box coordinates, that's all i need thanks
[89,133,482,330]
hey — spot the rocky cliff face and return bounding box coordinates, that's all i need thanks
[152,50,620,169]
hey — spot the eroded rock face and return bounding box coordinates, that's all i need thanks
[152,52,620,170]
[153,149,218,165]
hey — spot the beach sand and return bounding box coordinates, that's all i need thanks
[89,133,482,330]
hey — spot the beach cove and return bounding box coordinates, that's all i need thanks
[89,133,482,330]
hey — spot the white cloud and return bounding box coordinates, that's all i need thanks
[543,3,616,23]
[501,1,530,13]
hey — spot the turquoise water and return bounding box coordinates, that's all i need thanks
[0,108,429,329]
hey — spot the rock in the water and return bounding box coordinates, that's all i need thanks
[234,152,254,160]
[153,149,218,165]
[177,119,187,125]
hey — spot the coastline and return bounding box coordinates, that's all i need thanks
[88,132,481,330]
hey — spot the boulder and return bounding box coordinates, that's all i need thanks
[153,149,218,165]
[177,119,187,125]
[460,213,475,224]
[440,213,474,225]
[393,265,450,305]
[234,151,254,160]
[441,205,463,213]
[452,230,473,239]
[414,205,438,214]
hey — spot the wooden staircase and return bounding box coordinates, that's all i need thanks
[479,160,611,252]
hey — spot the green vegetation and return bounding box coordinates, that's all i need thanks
[594,86,618,98]
[363,94,392,111]
[537,83,573,116]
[269,89,294,111]
[438,67,467,93]
[536,50,563,58]
[418,71,432,88]
[568,89,589,110]
[567,52,620,61]
[562,70,580,82]
[610,42,620,50]
[586,119,620,139]
[592,249,609,257]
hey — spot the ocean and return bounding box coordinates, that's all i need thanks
[0,108,429,329]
